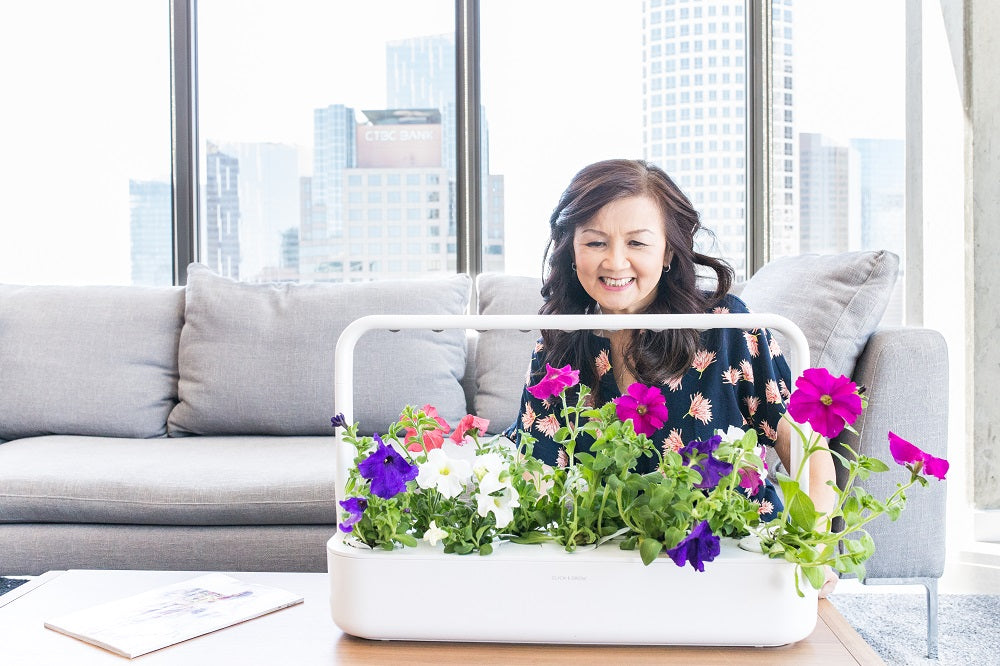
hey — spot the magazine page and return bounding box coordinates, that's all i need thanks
[44,573,304,658]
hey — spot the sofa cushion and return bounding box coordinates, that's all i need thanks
[167,264,471,436]
[0,285,184,439]
[474,273,545,433]
[738,250,899,378]
[0,435,336,525]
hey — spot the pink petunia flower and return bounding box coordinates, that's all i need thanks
[786,367,863,439]
[527,363,580,401]
[686,392,713,425]
[739,359,755,383]
[449,414,490,444]
[404,404,450,453]
[616,382,669,437]
[888,431,949,480]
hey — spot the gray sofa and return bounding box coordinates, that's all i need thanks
[0,252,947,627]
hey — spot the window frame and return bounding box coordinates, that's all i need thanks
[168,0,773,285]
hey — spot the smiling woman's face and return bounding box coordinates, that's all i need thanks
[571,195,672,315]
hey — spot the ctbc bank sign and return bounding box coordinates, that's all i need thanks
[356,124,442,168]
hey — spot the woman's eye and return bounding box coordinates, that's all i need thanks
[629,241,647,247]
[586,241,605,248]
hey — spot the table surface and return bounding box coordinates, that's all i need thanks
[0,569,883,665]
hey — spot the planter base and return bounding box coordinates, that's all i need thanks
[327,534,817,645]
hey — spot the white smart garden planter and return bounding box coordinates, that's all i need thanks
[327,313,817,646]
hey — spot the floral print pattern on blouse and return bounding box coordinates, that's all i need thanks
[504,293,793,478]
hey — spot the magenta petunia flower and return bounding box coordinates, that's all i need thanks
[358,434,419,499]
[338,496,368,533]
[888,431,949,480]
[666,520,721,572]
[615,382,668,437]
[527,363,581,400]
[786,367,863,438]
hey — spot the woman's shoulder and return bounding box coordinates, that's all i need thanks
[704,291,750,314]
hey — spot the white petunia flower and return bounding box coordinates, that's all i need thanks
[717,425,747,443]
[416,448,472,499]
[476,486,520,529]
[422,520,449,546]
[472,452,511,495]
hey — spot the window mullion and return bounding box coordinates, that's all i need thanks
[747,0,772,278]
[170,0,200,285]
[456,0,482,282]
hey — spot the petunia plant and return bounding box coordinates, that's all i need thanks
[333,363,947,594]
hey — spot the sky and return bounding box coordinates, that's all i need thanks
[0,0,907,284]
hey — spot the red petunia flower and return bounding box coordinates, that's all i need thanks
[786,367,863,439]
[449,414,490,444]
[615,382,668,437]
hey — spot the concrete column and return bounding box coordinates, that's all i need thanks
[967,0,1000,520]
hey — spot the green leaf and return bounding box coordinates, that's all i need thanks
[639,537,663,566]
[397,533,418,548]
[802,565,825,589]
[787,490,818,530]
[479,543,493,556]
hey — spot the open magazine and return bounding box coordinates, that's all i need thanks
[44,574,304,658]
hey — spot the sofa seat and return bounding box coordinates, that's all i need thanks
[0,436,337,525]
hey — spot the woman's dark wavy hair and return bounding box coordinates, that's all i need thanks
[539,159,734,391]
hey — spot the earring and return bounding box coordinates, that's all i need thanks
[571,262,577,271]
[663,264,671,273]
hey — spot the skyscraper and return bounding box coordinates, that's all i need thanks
[798,132,858,254]
[204,144,241,278]
[641,1,796,277]
[129,179,173,286]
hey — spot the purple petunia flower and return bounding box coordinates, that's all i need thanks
[666,520,721,572]
[338,496,368,533]
[679,436,732,490]
[888,431,949,480]
[786,367,863,439]
[331,413,349,430]
[358,434,419,499]
[615,382,668,436]
[527,363,580,401]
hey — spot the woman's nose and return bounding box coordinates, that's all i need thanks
[604,243,630,270]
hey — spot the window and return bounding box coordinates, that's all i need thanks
[197,0,455,282]
[0,2,171,285]
[774,1,906,324]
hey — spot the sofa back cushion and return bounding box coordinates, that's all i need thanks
[167,264,472,436]
[474,273,545,433]
[738,250,899,379]
[0,285,184,439]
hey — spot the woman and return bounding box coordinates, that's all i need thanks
[505,159,837,593]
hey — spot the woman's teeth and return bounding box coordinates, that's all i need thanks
[602,277,634,287]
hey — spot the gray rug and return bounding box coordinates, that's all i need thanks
[830,593,1000,665]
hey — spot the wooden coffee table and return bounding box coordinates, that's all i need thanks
[0,570,882,664]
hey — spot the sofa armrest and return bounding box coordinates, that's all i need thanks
[834,327,949,579]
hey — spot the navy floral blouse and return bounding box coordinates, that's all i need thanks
[504,293,792,517]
